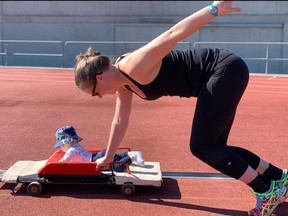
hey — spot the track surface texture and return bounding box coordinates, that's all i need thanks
[0,67,287,216]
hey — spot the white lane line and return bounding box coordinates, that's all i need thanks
[250,81,288,85]
[0,74,73,79]
[249,85,288,89]
[162,172,233,180]
[246,90,288,94]
[0,71,72,74]
[268,76,278,79]
[0,77,73,83]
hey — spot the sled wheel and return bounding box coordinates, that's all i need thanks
[121,182,135,197]
[27,181,42,196]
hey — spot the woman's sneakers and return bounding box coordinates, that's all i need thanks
[130,151,145,166]
[276,169,288,189]
[275,169,288,204]
[248,179,288,216]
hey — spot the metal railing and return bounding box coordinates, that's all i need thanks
[63,41,152,67]
[1,40,288,74]
[63,40,192,67]
[0,40,64,67]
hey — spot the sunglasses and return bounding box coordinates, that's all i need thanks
[91,71,103,97]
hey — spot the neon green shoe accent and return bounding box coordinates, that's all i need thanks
[248,180,288,216]
[275,169,288,204]
[275,169,288,185]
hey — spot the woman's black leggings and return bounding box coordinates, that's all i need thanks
[189,50,259,180]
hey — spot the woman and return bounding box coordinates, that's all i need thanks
[74,1,287,215]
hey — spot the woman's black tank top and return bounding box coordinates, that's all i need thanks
[118,48,219,100]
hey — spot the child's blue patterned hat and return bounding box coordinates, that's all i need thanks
[54,126,83,148]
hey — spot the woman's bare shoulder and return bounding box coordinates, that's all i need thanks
[115,52,132,64]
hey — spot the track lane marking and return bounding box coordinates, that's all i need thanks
[162,172,233,180]
[246,90,288,94]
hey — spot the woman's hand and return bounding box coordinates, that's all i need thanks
[95,157,111,171]
[213,1,241,15]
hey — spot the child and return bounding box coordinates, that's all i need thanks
[54,126,145,171]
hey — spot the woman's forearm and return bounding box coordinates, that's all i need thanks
[169,5,215,42]
[105,119,129,161]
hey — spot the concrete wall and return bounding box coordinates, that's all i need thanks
[0,1,288,73]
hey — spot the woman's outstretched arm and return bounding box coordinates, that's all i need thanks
[119,1,241,78]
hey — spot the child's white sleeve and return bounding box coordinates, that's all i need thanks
[59,149,74,162]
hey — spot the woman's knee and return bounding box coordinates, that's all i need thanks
[190,141,206,159]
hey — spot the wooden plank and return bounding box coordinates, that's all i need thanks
[114,162,162,187]
[0,169,7,181]
[1,160,47,183]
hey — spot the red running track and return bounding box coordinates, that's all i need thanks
[0,67,287,216]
